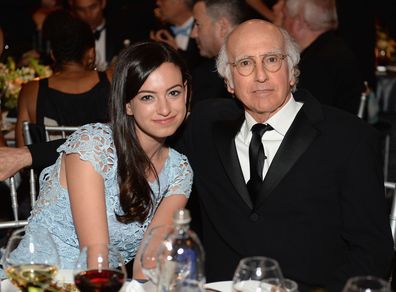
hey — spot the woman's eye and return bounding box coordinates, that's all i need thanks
[169,90,181,97]
[140,95,154,101]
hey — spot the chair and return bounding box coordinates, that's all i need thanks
[385,181,396,248]
[0,122,78,230]
[23,121,79,209]
[357,83,392,181]
[0,176,28,229]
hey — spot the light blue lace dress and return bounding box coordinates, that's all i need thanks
[4,123,193,271]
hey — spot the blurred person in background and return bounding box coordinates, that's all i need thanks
[68,0,124,70]
[275,0,363,114]
[151,0,203,70]
[15,11,111,147]
[189,0,251,109]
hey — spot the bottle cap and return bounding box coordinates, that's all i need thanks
[173,208,191,225]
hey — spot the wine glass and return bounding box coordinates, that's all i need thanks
[3,228,60,292]
[140,224,174,285]
[232,256,286,292]
[342,276,391,292]
[73,244,126,292]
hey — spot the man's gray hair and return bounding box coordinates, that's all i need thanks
[285,0,338,31]
[216,26,301,91]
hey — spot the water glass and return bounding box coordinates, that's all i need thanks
[232,256,285,292]
[140,225,174,285]
[342,275,391,292]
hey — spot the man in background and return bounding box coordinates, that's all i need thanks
[189,0,250,108]
[68,0,124,70]
[275,0,363,114]
[151,0,202,70]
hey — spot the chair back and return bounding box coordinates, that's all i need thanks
[0,122,78,230]
[385,181,396,249]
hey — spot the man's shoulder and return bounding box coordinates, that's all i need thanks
[190,98,243,121]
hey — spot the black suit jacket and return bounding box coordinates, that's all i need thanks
[190,58,232,110]
[177,90,394,291]
[104,20,124,64]
[298,31,363,114]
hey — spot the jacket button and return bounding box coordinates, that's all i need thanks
[250,213,259,221]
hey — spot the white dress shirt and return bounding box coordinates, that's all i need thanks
[95,21,107,71]
[171,17,194,51]
[235,94,303,183]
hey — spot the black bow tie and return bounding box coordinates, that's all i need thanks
[94,27,105,40]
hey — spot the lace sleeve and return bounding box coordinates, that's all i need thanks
[165,151,193,198]
[57,123,115,179]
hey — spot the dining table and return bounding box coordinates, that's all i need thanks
[0,270,233,292]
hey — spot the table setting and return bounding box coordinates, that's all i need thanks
[0,223,391,292]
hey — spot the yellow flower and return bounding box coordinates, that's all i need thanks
[0,56,52,110]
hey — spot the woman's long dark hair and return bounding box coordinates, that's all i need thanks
[111,42,191,224]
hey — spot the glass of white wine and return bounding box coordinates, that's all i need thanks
[3,228,60,292]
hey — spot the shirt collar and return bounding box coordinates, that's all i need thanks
[95,20,106,32]
[170,17,194,36]
[240,93,303,142]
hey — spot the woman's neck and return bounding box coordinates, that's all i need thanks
[58,62,87,73]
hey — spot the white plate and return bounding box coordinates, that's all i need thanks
[205,281,233,292]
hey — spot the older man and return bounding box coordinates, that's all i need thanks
[178,19,393,291]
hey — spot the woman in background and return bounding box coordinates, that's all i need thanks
[15,10,111,147]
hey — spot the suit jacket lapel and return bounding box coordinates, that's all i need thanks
[256,91,323,208]
[213,116,254,209]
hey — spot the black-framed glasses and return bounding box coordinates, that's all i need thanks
[229,53,288,76]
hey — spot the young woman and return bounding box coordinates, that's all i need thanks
[4,41,193,274]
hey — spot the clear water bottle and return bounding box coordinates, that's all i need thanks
[157,208,205,292]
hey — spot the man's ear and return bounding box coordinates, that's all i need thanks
[226,79,235,94]
[217,17,232,39]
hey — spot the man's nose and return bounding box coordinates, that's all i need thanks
[254,62,269,82]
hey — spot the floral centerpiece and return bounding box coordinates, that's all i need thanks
[0,56,52,110]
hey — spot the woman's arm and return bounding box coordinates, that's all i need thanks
[15,81,39,147]
[132,194,188,279]
[61,153,109,247]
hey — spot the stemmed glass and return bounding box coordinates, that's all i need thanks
[342,276,391,292]
[73,244,126,292]
[3,228,60,292]
[140,224,174,285]
[232,256,292,292]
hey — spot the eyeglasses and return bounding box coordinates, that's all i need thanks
[229,53,288,76]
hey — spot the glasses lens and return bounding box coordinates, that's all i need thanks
[263,54,283,72]
[236,58,255,76]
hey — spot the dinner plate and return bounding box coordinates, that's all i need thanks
[205,281,232,292]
